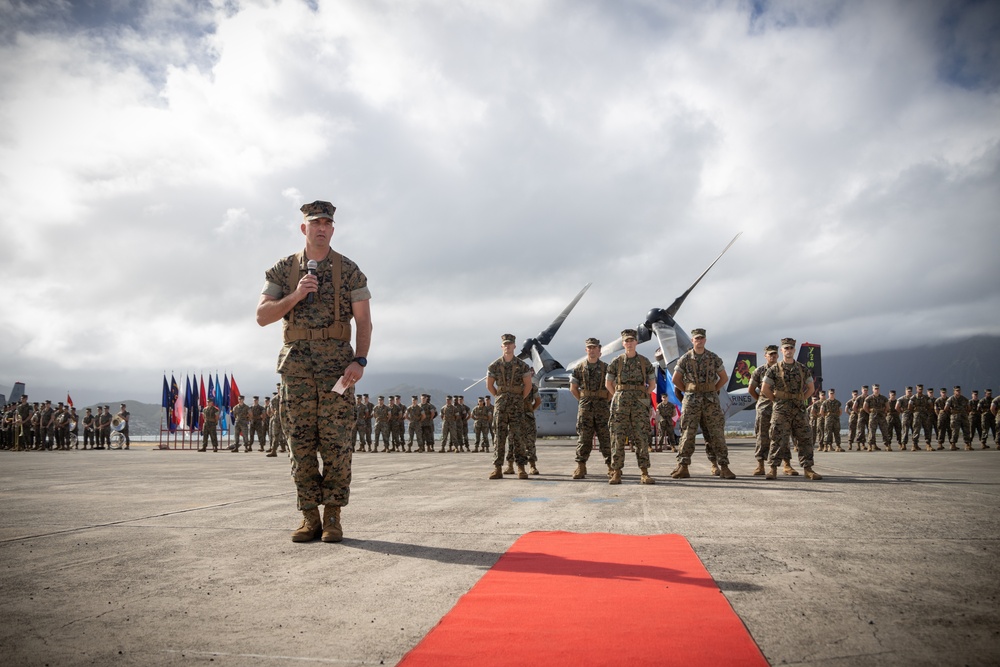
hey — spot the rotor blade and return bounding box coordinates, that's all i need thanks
[664,232,741,319]
[463,375,488,392]
[535,283,592,345]
[651,321,683,366]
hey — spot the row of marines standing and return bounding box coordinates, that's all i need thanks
[1,396,130,450]
[352,393,497,453]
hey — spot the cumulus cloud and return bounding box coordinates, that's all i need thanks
[0,0,997,403]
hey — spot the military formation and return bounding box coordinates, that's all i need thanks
[0,397,133,451]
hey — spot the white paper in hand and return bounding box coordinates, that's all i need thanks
[331,376,350,395]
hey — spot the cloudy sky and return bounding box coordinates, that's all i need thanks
[1,0,998,405]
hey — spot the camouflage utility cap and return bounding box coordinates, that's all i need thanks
[501,333,516,344]
[765,344,778,353]
[781,337,796,347]
[585,337,601,347]
[621,329,637,341]
[300,200,336,221]
[691,328,706,338]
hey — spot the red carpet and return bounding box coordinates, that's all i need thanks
[398,531,768,666]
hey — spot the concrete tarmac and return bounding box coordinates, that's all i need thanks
[1,439,998,666]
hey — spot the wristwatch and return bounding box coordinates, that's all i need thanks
[353,356,368,368]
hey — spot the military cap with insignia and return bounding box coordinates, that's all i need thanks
[621,329,638,341]
[691,328,707,338]
[585,337,601,347]
[300,200,336,221]
[765,344,778,352]
[781,337,796,347]
[501,333,516,344]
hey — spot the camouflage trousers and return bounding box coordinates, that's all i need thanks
[677,394,728,466]
[408,422,419,447]
[950,414,971,446]
[982,413,997,444]
[753,407,772,461]
[233,422,250,448]
[420,423,435,451]
[250,423,267,449]
[823,415,841,447]
[912,413,934,445]
[809,418,821,447]
[202,427,218,451]
[901,413,914,445]
[887,415,902,444]
[441,420,459,450]
[281,376,354,510]
[969,415,983,443]
[936,413,952,444]
[474,421,491,448]
[868,414,890,446]
[510,416,537,463]
[392,421,406,447]
[492,397,526,467]
[374,421,391,449]
[848,413,859,444]
[268,417,286,453]
[574,403,612,465]
[767,405,814,468]
[609,398,650,471]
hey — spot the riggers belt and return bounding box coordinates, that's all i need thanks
[283,250,352,344]
[685,382,716,393]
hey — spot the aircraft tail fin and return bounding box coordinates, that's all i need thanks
[726,352,757,393]
[797,343,822,392]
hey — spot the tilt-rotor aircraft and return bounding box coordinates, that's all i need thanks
[1,381,26,407]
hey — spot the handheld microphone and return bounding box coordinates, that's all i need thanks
[306,260,318,304]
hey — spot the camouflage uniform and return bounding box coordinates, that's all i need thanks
[440,399,459,452]
[968,394,984,445]
[262,248,370,511]
[201,404,220,451]
[886,395,903,446]
[845,395,859,449]
[864,392,890,450]
[898,392,915,448]
[822,396,843,449]
[571,359,612,467]
[232,401,251,450]
[521,383,540,465]
[267,392,287,454]
[353,398,367,451]
[372,400,391,451]
[808,398,823,448]
[980,391,996,447]
[250,401,267,451]
[750,363,774,463]
[607,353,655,472]
[457,398,471,451]
[420,398,437,452]
[362,397,374,448]
[909,390,935,449]
[935,393,952,448]
[488,356,532,468]
[944,391,972,449]
[764,360,815,469]
[390,398,406,450]
[98,408,112,449]
[472,401,491,451]
[675,349,729,467]
[405,399,422,450]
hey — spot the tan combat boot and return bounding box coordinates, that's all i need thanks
[835,445,845,452]
[710,462,720,476]
[949,444,958,451]
[964,444,973,451]
[503,461,515,475]
[804,467,823,480]
[572,462,587,479]
[718,464,736,480]
[885,443,892,451]
[609,469,622,485]
[765,465,778,480]
[517,464,529,480]
[529,463,539,475]
[783,461,800,476]
[489,465,504,479]
[669,463,690,479]
[926,443,935,451]
[640,467,655,484]
[321,505,343,543]
[607,465,614,478]
[752,460,766,476]
[291,508,322,543]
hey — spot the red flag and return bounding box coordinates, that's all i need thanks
[230,375,240,409]
[199,375,207,429]
[66,393,74,408]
